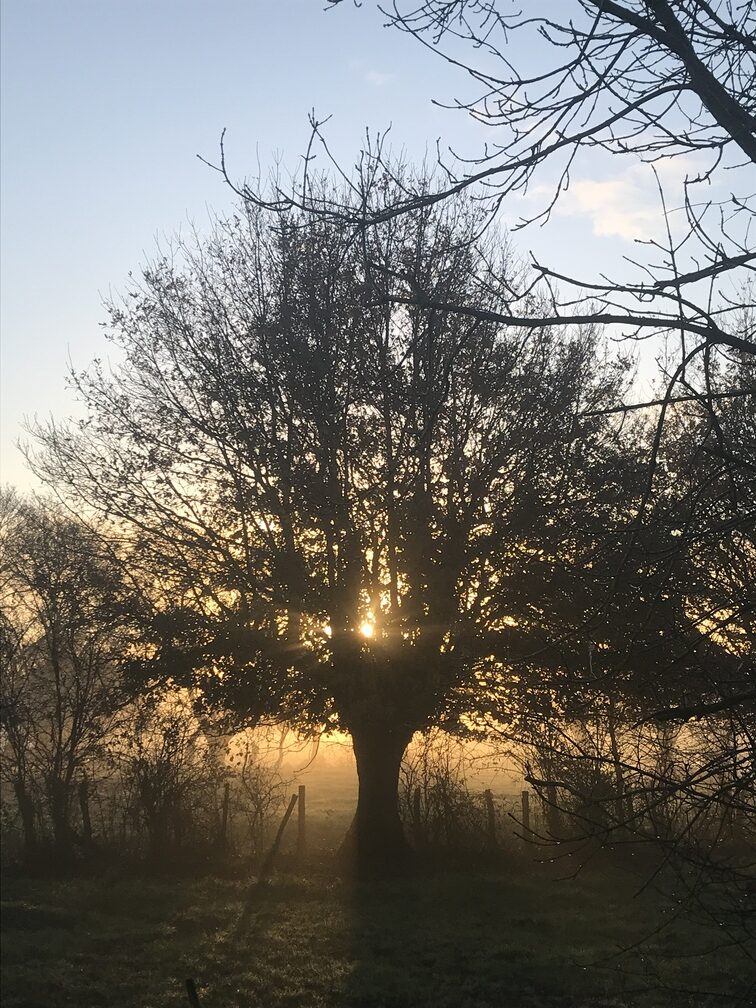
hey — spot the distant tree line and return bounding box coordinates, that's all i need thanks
[0,494,288,867]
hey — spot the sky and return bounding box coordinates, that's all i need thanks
[1,0,692,492]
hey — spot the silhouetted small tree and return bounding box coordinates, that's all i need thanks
[0,493,136,862]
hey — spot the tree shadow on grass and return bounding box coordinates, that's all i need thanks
[340,861,577,1008]
[194,856,643,1007]
[336,853,753,1008]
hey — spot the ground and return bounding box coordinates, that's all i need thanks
[1,854,751,1008]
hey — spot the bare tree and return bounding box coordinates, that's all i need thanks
[224,2,754,358]
[0,493,135,861]
[0,607,40,862]
[111,690,224,863]
[232,734,289,857]
[399,730,487,850]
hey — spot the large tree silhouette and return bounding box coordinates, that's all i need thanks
[29,183,630,865]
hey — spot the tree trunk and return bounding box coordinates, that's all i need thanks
[341,720,413,874]
[607,700,627,835]
[147,809,170,863]
[47,777,74,861]
[78,778,93,849]
[14,781,38,863]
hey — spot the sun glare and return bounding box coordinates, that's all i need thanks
[359,621,374,638]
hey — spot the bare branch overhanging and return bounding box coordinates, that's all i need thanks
[220,1,755,381]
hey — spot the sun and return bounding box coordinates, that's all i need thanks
[359,621,374,638]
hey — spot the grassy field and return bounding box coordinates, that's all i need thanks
[1,855,752,1008]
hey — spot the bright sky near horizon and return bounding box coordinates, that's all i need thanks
[1,0,695,493]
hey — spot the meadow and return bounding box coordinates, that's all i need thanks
[2,850,750,1008]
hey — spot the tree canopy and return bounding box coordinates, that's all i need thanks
[28,182,641,862]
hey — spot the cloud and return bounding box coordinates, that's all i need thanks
[348,57,395,88]
[558,174,657,241]
[364,68,395,87]
[523,156,710,242]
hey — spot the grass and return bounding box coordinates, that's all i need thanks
[1,855,752,1007]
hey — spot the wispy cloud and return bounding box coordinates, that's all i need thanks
[349,58,395,88]
[364,68,395,87]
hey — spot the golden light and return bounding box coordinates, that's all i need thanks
[359,621,374,638]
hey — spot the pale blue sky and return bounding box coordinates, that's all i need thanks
[1,0,679,491]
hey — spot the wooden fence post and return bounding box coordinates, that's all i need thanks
[484,789,497,849]
[297,784,306,858]
[235,792,299,936]
[412,787,424,847]
[220,781,230,848]
[521,790,531,835]
[257,792,298,887]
